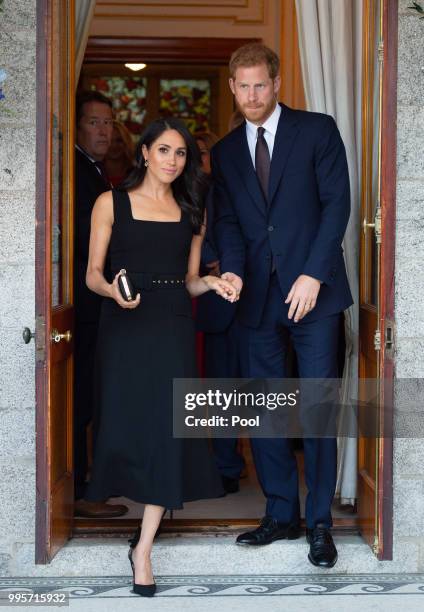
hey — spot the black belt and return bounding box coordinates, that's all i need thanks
[124,272,186,291]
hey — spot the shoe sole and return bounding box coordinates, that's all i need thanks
[307,552,338,568]
[236,531,302,546]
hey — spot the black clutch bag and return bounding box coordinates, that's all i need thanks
[117,269,135,302]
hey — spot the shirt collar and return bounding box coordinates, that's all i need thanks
[76,144,97,164]
[245,102,281,139]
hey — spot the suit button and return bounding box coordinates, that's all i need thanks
[268,225,274,232]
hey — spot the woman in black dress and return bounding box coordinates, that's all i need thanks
[84,118,238,596]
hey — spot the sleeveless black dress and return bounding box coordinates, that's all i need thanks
[84,190,224,508]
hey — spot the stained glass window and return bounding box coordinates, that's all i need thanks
[159,79,211,133]
[89,76,147,135]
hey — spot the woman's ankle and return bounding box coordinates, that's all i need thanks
[133,542,151,558]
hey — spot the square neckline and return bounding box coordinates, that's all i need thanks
[125,190,183,223]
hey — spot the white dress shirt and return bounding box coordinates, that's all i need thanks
[245,103,282,168]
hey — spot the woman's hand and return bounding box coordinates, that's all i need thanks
[110,273,141,309]
[203,275,239,302]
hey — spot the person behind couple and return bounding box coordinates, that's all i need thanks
[212,42,353,568]
[195,131,246,494]
[104,119,136,187]
[73,90,129,519]
[83,116,237,597]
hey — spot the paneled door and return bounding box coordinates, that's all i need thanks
[35,0,75,563]
[358,0,397,560]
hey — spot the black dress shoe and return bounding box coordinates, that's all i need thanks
[306,524,338,567]
[236,516,301,546]
[222,476,240,494]
[128,548,156,597]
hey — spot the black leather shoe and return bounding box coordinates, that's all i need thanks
[306,524,338,567]
[222,476,240,494]
[74,499,128,518]
[236,516,301,546]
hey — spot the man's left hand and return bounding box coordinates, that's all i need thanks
[285,274,321,322]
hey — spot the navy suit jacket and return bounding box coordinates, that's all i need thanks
[211,104,353,329]
[196,186,237,334]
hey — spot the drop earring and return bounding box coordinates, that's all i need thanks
[144,160,149,167]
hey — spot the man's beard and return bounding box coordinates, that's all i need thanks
[238,96,277,123]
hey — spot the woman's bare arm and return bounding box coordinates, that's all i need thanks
[86,191,140,308]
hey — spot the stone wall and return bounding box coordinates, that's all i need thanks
[0,0,37,576]
[393,0,424,569]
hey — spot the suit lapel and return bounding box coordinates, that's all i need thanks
[230,125,267,217]
[268,104,300,206]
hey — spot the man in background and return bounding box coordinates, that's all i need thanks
[74,91,128,518]
[195,131,245,494]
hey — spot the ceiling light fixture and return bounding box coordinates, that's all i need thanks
[125,63,147,71]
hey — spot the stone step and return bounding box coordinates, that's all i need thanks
[11,533,418,577]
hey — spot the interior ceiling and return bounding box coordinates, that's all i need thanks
[89,0,280,51]
[93,0,265,24]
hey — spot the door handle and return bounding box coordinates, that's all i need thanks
[362,206,382,243]
[362,218,375,233]
[51,329,72,343]
[23,327,35,344]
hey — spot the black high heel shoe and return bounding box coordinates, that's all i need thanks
[128,525,141,549]
[128,547,156,597]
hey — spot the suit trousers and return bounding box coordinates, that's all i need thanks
[73,320,99,500]
[238,274,339,529]
[205,323,246,479]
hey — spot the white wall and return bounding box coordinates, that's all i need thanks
[0,0,37,575]
[392,0,424,568]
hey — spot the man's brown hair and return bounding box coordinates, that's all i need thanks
[229,43,280,80]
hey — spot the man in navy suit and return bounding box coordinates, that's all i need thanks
[211,43,353,567]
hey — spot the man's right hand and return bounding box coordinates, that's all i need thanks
[220,272,243,301]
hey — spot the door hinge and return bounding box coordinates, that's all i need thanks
[374,328,381,351]
[372,535,380,555]
[374,206,382,244]
[378,40,384,63]
[35,314,46,363]
[384,320,395,356]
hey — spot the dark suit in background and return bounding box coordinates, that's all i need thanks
[212,104,353,529]
[196,187,245,480]
[74,147,110,500]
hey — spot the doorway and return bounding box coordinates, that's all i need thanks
[74,36,358,535]
[35,0,397,563]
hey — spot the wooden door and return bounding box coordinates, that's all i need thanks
[35,0,75,564]
[358,0,397,560]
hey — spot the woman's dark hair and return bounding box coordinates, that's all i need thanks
[118,117,208,233]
